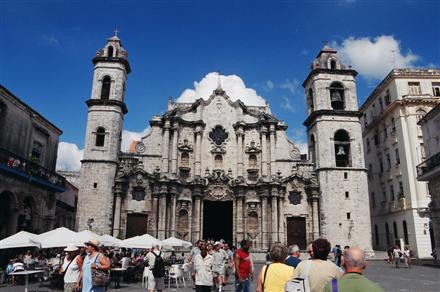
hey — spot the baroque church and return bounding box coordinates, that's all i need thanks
[76,35,373,253]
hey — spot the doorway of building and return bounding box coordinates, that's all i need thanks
[126,213,148,238]
[286,217,307,249]
[203,200,233,244]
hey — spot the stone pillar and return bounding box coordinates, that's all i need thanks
[311,195,320,239]
[271,191,279,243]
[194,127,203,176]
[236,128,244,177]
[278,197,285,244]
[192,196,201,241]
[171,123,179,175]
[236,192,244,242]
[112,190,122,238]
[269,125,276,176]
[261,196,269,250]
[161,121,171,174]
[158,193,167,239]
[170,194,177,237]
[261,127,268,177]
[151,194,159,237]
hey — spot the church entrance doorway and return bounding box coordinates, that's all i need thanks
[203,200,232,244]
[287,217,307,249]
[126,213,148,238]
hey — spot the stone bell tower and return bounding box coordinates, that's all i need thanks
[76,33,130,234]
[303,44,373,255]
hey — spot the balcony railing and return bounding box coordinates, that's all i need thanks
[0,147,65,192]
[417,151,440,179]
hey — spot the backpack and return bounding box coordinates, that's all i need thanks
[152,251,165,278]
[285,260,312,292]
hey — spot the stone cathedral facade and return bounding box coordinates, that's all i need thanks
[76,36,373,253]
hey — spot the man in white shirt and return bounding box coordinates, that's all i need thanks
[146,245,165,292]
[194,243,214,292]
[212,242,227,291]
[119,253,131,270]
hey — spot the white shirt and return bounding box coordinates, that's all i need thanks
[63,256,80,284]
[146,249,162,271]
[194,254,213,286]
[120,257,131,269]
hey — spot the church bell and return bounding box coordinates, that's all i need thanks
[336,145,346,156]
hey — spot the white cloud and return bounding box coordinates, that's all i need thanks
[41,35,60,46]
[56,142,83,171]
[280,96,294,113]
[334,35,419,80]
[266,80,274,90]
[121,127,151,152]
[279,78,299,95]
[176,72,266,106]
[294,141,308,155]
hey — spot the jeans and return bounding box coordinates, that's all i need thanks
[235,278,250,292]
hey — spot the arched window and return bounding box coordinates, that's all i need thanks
[101,76,111,100]
[393,221,398,242]
[214,154,223,169]
[107,46,114,57]
[374,224,379,246]
[95,127,106,147]
[334,130,350,167]
[308,88,314,110]
[403,220,409,244]
[249,154,257,167]
[309,134,316,165]
[385,223,390,245]
[181,153,189,167]
[329,82,345,110]
[330,59,337,69]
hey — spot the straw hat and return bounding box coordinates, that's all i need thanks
[214,241,223,246]
[84,239,100,248]
[64,244,79,252]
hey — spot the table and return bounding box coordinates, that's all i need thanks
[111,268,127,288]
[10,270,44,292]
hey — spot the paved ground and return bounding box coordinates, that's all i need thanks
[0,261,439,292]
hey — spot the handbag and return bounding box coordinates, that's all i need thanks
[91,253,110,287]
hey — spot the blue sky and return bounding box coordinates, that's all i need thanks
[1,0,439,170]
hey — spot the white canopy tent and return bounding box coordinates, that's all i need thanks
[0,231,40,249]
[118,234,166,249]
[76,230,103,243]
[162,237,192,249]
[101,234,122,247]
[37,227,82,248]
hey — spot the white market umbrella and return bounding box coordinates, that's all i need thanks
[162,237,192,249]
[101,234,122,247]
[37,227,81,248]
[77,230,103,243]
[118,234,165,249]
[0,231,40,249]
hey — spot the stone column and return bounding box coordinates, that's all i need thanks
[236,128,244,177]
[112,189,122,237]
[236,192,244,242]
[158,192,167,239]
[278,197,285,244]
[271,190,279,243]
[261,196,269,250]
[192,196,201,241]
[171,123,179,175]
[170,194,177,237]
[311,195,320,239]
[260,127,268,177]
[152,194,159,237]
[161,121,171,174]
[269,125,276,176]
[194,127,203,176]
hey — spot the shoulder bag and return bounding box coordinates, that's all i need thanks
[91,253,110,287]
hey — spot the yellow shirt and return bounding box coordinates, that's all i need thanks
[261,263,294,292]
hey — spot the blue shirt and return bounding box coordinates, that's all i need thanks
[284,255,301,268]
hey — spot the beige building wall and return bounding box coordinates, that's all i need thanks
[360,68,440,258]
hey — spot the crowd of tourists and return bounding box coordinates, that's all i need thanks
[386,244,413,268]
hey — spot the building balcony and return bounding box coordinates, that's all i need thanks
[417,151,440,181]
[0,147,65,192]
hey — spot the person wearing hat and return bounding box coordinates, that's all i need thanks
[212,242,227,291]
[60,244,83,292]
[80,239,111,292]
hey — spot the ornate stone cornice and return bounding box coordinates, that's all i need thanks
[303,109,362,128]
[85,99,128,114]
[92,56,131,74]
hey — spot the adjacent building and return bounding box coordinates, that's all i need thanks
[76,36,373,254]
[417,103,440,260]
[0,85,66,239]
[360,69,440,258]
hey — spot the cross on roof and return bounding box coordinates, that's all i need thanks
[113,29,119,36]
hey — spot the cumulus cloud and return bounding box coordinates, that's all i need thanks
[266,80,274,90]
[56,142,83,171]
[334,35,419,80]
[176,72,266,106]
[121,127,151,152]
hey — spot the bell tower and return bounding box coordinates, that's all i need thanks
[303,45,373,255]
[76,33,130,234]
